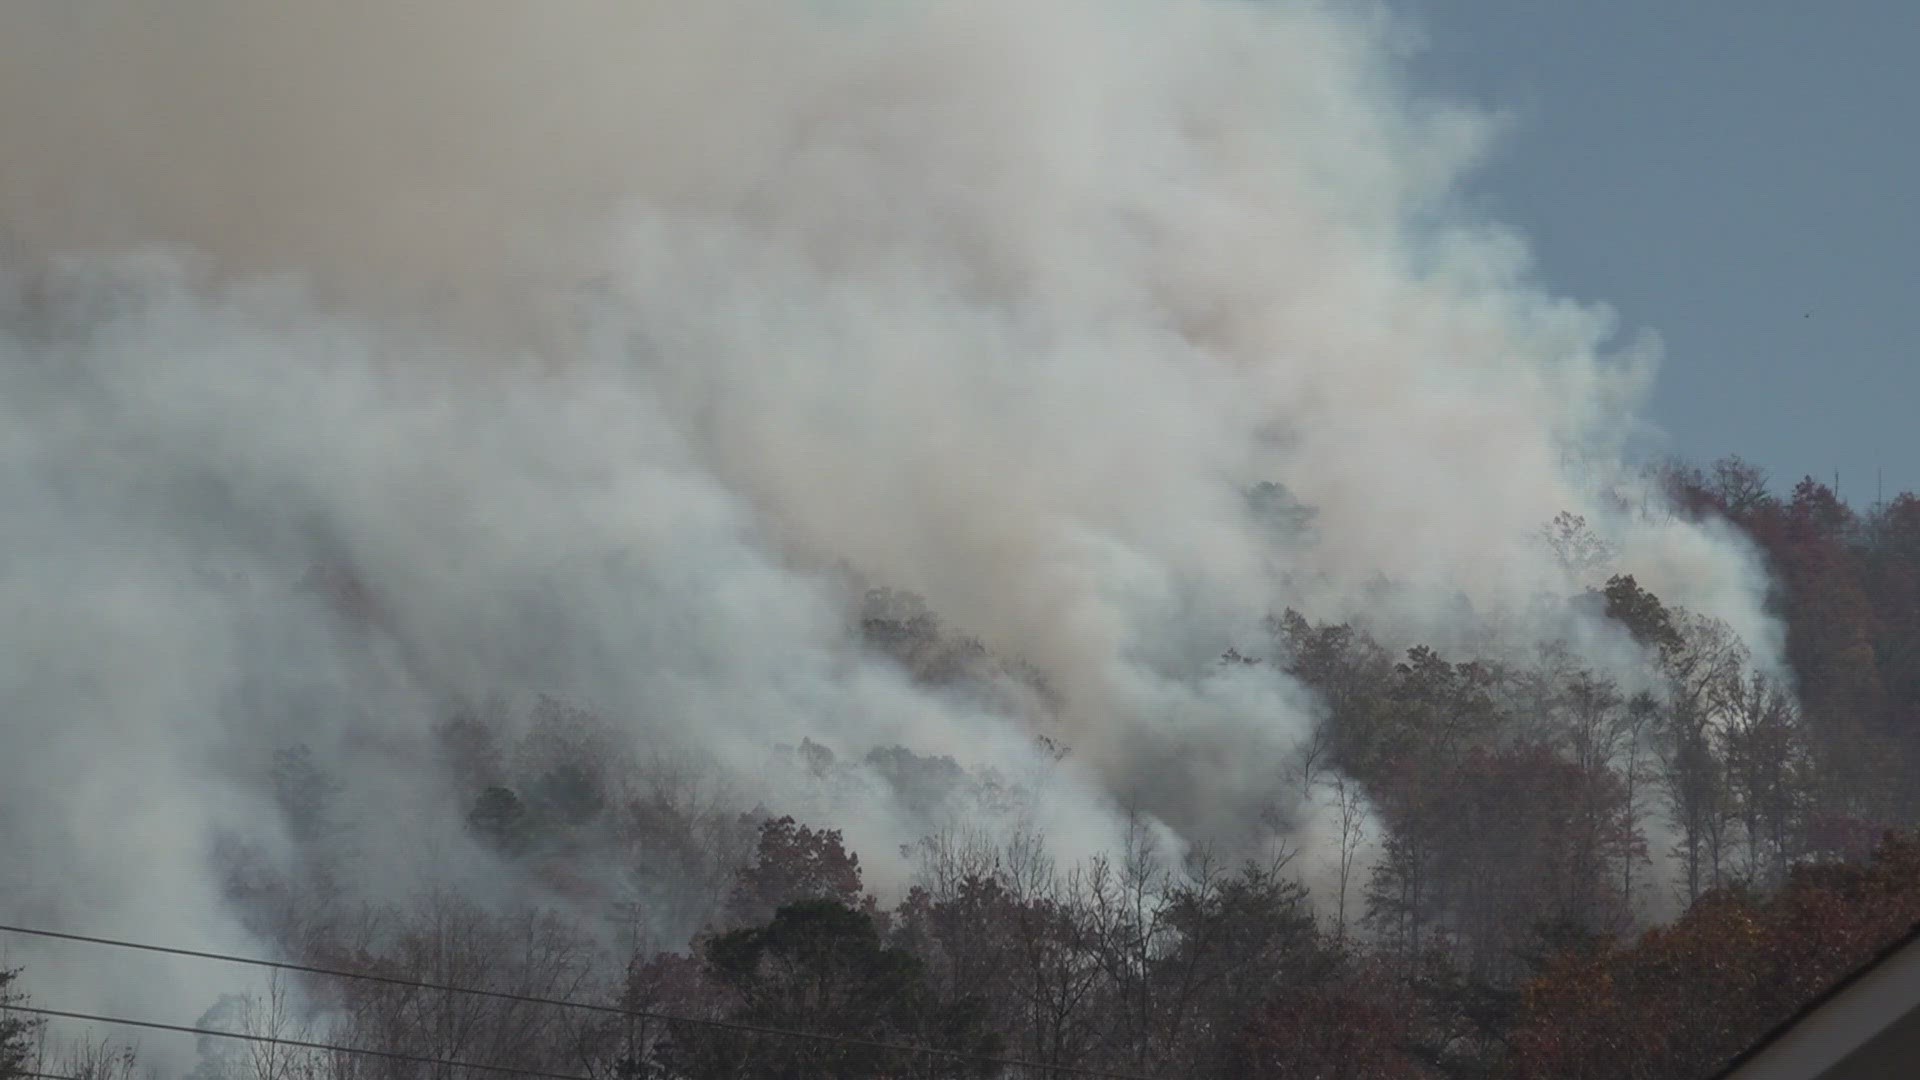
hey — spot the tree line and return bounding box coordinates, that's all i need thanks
[7,457,1920,1079]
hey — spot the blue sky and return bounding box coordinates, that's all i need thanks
[1404,0,1919,504]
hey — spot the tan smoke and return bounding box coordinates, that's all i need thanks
[0,1,1781,1058]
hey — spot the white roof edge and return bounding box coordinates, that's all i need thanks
[1722,930,1920,1079]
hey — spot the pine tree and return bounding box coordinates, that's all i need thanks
[0,967,41,1080]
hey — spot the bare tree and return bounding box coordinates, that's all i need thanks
[1321,774,1370,944]
[1656,610,1749,902]
[233,973,327,1080]
[307,893,601,1080]
[1723,671,1812,888]
[1541,511,1617,577]
[1618,691,1660,911]
[48,1037,140,1080]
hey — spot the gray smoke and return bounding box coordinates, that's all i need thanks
[0,0,1780,1062]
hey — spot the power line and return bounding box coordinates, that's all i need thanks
[0,1005,590,1080]
[0,924,1155,1080]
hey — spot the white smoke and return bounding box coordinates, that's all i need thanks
[0,0,1780,1059]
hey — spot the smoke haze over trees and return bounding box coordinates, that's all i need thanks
[0,3,1912,1078]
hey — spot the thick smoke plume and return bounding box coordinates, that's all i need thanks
[1,0,1779,1057]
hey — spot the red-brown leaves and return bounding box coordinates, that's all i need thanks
[726,815,874,926]
[1507,832,1920,1079]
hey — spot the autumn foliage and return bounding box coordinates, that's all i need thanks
[1509,832,1920,1079]
[13,457,1916,1080]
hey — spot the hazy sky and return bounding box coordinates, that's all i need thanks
[1408,0,1919,504]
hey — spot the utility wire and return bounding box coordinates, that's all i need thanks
[0,924,1155,1080]
[2,1004,592,1080]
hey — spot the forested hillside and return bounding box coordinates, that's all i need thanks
[2,4,1912,1078]
[7,459,1917,1080]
